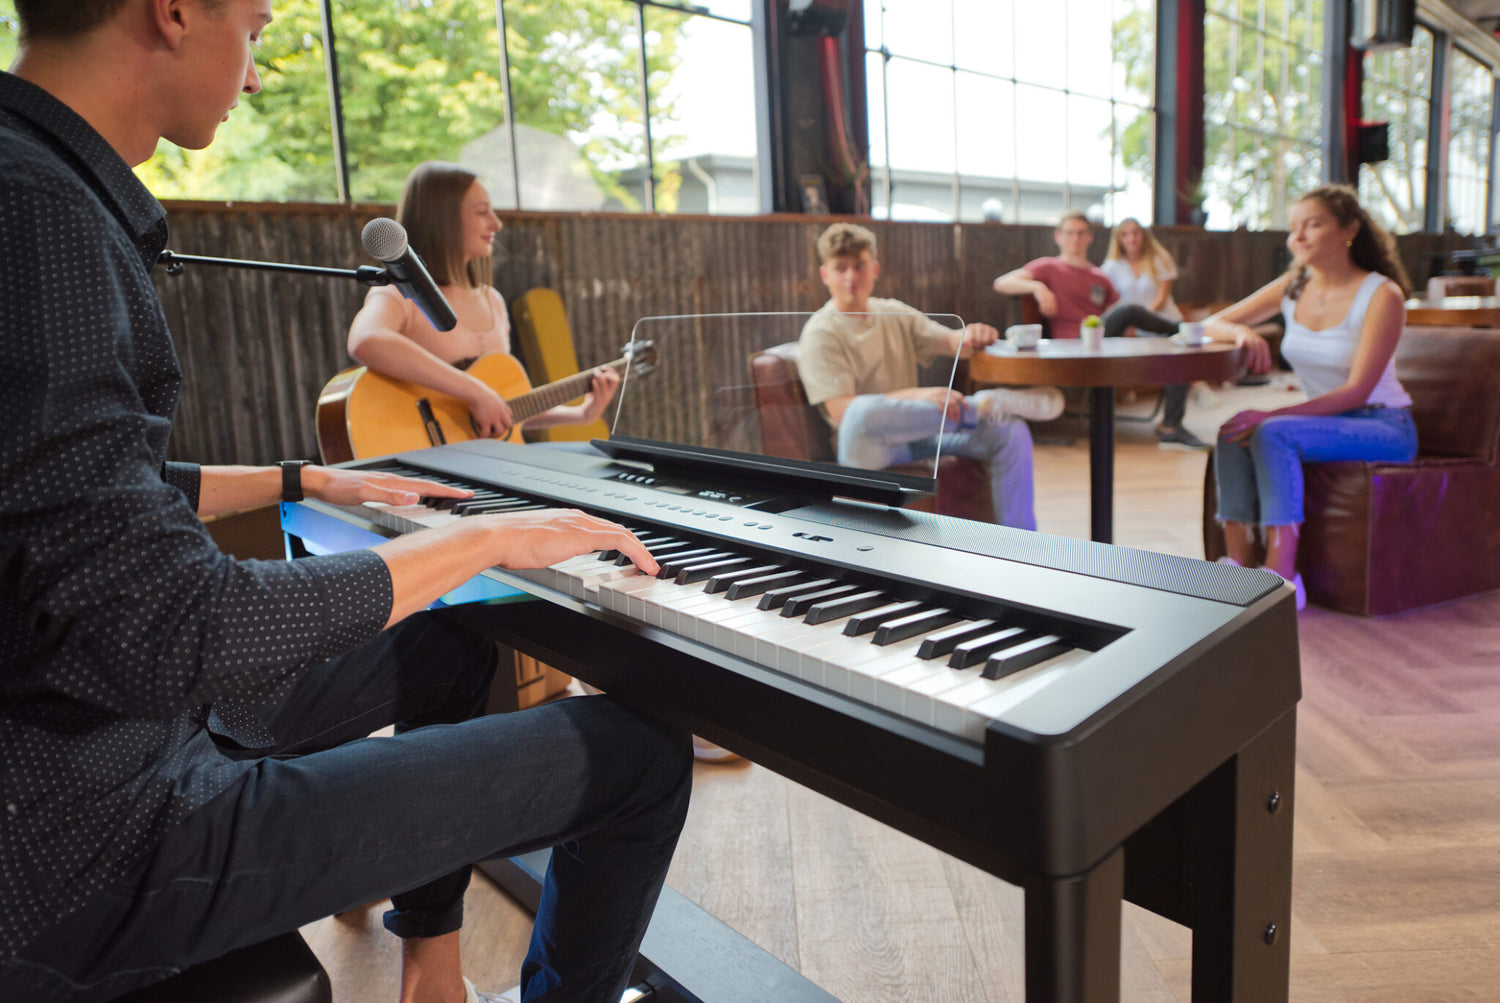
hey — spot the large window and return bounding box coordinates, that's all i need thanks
[1203,0,1325,230]
[1446,46,1493,235]
[107,0,755,210]
[863,0,1155,225]
[1359,24,1433,234]
[0,3,17,70]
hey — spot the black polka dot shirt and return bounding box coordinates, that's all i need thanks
[0,72,394,957]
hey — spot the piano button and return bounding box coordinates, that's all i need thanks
[803,589,888,626]
[872,607,959,645]
[758,577,837,612]
[916,619,1001,660]
[654,548,726,579]
[981,635,1071,680]
[947,627,1031,669]
[725,569,805,600]
[781,583,861,618]
[842,600,923,636]
[675,556,754,585]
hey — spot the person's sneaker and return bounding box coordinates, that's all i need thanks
[1215,555,1242,567]
[692,734,742,763]
[465,978,520,1003]
[1257,567,1307,612]
[973,386,1065,423]
[1191,383,1220,409]
[1157,426,1210,450]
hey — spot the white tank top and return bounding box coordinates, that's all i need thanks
[1280,271,1411,408]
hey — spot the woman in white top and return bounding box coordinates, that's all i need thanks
[1204,184,1418,609]
[1102,217,1181,321]
[347,161,619,439]
[1098,217,1199,446]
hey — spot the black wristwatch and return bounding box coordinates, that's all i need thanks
[280,460,312,503]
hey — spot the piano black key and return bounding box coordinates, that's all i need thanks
[948,627,1031,669]
[676,556,754,585]
[602,534,679,563]
[917,619,1001,659]
[725,569,805,600]
[842,600,923,636]
[615,539,695,565]
[704,564,784,594]
[872,608,959,645]
[781,583,862,618]
[981,635,1070,680]
[657,549,735,579]
[757,577,837,611]
[805,589,889,626]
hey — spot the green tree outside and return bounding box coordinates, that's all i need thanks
[1114,0,1324,229]
[131,0,684,207]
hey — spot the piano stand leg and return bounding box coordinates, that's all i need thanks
[1186,708,1296,1001]
[1023,846,1124,1003]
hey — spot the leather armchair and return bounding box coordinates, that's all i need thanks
[748,343,994,523]
[1203,324,1500,615]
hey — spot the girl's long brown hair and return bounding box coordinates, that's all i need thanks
[395,161,491,289]
[1286,184,1411,300]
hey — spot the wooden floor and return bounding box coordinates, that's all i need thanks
[302,380,1500,1001]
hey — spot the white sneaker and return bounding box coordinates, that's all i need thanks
[1215,556,1242,567]
[465,978,520,1003]
[692,734,742,763]
[1257,567,1307,611]
[973,386,1065,423]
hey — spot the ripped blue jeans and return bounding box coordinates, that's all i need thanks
[1214,405,1418,526]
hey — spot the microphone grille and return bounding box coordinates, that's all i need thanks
[361,217,408,263]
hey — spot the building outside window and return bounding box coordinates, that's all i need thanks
[863,0,1156,226]
[1359,24,1433,235]
[1202,0,1325,230]
[1446,45,1493,235]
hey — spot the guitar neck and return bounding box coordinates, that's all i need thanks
[508,357,628,424]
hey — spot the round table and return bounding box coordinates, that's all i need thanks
[968,338,1246,543]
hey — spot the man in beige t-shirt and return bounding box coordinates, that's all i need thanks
[797,224,1062,530]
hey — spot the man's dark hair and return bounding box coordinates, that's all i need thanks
[14,0,133,40]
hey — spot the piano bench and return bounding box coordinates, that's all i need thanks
[112,933,331,1003]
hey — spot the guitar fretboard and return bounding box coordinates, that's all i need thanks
[509,358,630,424]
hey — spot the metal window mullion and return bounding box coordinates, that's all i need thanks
[950,0,960,221]
[494,1,522,209]
[1488,74,1500,229]
[1426,31,1450,232]
[635,1,656,213]
[318,0,351,203]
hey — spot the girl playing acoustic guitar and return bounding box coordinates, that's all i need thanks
[347,161,620,440]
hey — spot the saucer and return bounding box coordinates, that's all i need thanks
[1170,332,1209,347]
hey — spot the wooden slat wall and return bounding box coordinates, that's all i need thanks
[151,201,1478,465]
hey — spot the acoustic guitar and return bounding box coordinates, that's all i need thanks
[315,342,656,464]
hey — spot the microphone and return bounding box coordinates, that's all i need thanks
[360,217,459,332]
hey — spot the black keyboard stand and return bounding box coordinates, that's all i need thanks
[443,598,1296,1003]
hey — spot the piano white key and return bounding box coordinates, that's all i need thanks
[966,649,1091,725]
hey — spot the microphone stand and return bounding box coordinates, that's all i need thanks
[157,250,393,287]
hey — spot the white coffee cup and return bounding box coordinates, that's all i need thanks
[1005,324,1042,350]
[1178,321,1205,344]
[1080,324,1104,351]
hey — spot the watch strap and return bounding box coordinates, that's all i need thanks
[281,460,311,503]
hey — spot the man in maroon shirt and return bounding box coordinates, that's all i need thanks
[993,212,1206,449]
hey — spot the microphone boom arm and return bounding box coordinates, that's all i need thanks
[157,250,393,287]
